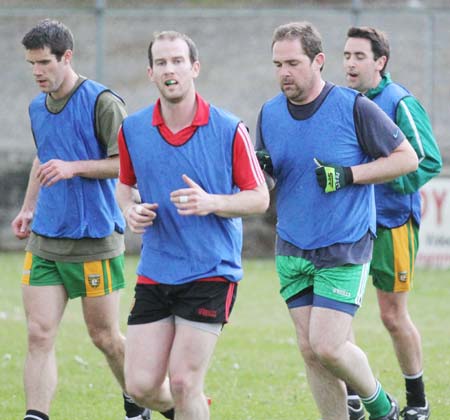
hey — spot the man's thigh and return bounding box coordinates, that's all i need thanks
[125,320,175,384]
[170,320,220,382]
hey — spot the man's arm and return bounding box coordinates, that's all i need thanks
[116,181,157,234]
[315,96,418,193]
[171,122,270,218]
[255,110,276,190]
[388,96,442,194]
[35,156,119,187]
[36,90,127,187]
[170,174,269,218]
[351,139,418,184]
[11,156,40,239]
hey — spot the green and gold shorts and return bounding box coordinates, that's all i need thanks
[21,252,125,299]
[370,218,419,293]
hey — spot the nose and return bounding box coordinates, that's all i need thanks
[32,63,42,77]
[344,55,355,68]
[164,61,176,74]
[278,63,291,77]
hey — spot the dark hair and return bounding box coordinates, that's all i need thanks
[148,31,199,68]
[347,26,390,75]
[22,19,74,61]
[272,21,323,63]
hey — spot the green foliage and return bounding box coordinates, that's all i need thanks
[1,254,449,418]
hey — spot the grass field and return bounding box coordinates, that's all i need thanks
[1,253,449,419]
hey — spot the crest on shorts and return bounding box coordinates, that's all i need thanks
[398,271,408,282]
[88,274,101,288]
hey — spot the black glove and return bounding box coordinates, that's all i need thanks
[314,158,353,193]
[256,149,274,177]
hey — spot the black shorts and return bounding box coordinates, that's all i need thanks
[128,279,238,325]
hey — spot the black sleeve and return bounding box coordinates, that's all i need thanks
[255,109,266,151]
[354,94,405,159]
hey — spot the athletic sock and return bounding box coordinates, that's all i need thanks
[123,393,145,417]
[404,371,426,407]
[24,409,49,420]
[361,381,392,419]
[160,408,175,419]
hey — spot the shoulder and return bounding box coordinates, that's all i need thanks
[330,85,359,101]
[29,92,46,108]
[209,104,240,126]
[263,93,285,108]
[123,104,155,127]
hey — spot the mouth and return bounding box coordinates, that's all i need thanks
[282,82,295,90]
[164,79,177,86]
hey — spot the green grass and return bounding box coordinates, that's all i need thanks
[1,253,449,419]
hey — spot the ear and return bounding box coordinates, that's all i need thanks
[63,49,73,65]
[147,65,154,81]
[375,55,387,72]
[313,52,325,70]
[192,60,200,79]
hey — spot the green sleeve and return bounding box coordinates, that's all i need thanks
[95,91,128,157]
[387,96,442,194]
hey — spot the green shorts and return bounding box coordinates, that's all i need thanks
[370,218,419,292]
[276,255,369,306]
[22,252,125,299]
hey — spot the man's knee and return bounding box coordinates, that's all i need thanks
[170,373,198,401]
[310,337,342,368]
[126,375,162,406]
[88,326,123,354]
[380,304,409,333]
[27,319,57,350]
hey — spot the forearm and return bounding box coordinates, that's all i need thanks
[213,184,270,218]
[72,156,119,179]
[116,181,138,214]
[22,157,41,212]
[351,139,418,185]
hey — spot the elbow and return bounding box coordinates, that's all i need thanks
[402,149,419,175]
[410,153,419,172]
[258,187,271,213]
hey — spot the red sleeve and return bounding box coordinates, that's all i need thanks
[118,125,137,186]
[232,122,265,190]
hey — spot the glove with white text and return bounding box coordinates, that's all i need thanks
[314,158,354,193]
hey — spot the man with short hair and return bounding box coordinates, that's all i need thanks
[116,30,269,420]
[256,21,419,420]
[12,19,149,420]
[344,26,442,420]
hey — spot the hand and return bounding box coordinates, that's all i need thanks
[170,174,216,216]
[314,158,353,193]
[256,149,274,176]
[123,202,158,234]
[36,159,76,187]
[11,210,33,239]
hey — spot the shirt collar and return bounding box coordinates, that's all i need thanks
[152,93,210,127]
[365,73,392,99]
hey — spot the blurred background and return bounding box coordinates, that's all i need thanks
[1,0,449,257]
